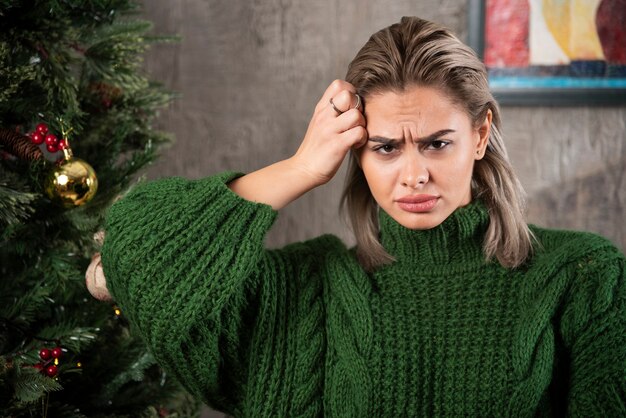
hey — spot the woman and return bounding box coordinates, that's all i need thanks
[94,16,625,417]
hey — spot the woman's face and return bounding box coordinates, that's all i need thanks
[359,85,491,230]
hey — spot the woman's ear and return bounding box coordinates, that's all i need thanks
[475,109,492,160]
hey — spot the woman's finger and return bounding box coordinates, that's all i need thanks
[339,125,368,149]
[335,108,366,133]
[316,79,356,112]
[328,89,357,115]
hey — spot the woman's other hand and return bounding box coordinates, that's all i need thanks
[85,230,112,302]
[86,252,112,301]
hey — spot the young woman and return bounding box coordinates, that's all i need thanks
[94,16,625,417]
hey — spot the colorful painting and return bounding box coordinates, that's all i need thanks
[469,0,626,105]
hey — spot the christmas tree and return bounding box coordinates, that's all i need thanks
[0,1,200,416]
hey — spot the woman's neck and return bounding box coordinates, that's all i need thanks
[377,200,490,271]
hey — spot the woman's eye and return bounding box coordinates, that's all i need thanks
[427,140,449,150]
[374,144,397,154]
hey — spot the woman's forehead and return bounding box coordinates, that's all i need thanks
[364,87,471,137]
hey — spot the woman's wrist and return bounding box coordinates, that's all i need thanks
[227,157,322,210]
[283,155,330,188]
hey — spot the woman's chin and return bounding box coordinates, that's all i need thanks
[390,210,447,230]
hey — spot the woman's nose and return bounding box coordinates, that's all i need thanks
[400,151,429,188]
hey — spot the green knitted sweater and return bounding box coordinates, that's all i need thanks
[101,172,626,417]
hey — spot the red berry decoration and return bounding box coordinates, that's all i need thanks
[46,143,58,153]
[39,348,52,361]
[51,347,63,359]
[58,138,68,150]
[44,133,58,146]
[31,132,44,145]
[36,123,49,136]
[45,364,58,377]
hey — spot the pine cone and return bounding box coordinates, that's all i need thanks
[0,128,43,161]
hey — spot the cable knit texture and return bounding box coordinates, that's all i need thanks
[101,172,626,417]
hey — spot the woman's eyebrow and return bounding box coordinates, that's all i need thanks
[368,136,399,144]
[368,129,456,144]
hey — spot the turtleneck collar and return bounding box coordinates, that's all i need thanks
[378,200,490,269]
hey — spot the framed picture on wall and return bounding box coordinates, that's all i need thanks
[467,0,626,105]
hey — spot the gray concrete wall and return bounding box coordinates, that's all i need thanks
[139,1,625,417]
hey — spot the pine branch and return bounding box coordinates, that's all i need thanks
[82,20,153,83]
[13,366,63,404]
[1,283,51,326]
[99,351,156,401]
[0,41,38,107]
[0,183,38,226]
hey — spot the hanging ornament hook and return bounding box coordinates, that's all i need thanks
[56,117,74,159]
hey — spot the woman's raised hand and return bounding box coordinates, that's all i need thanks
[228,80,367,210]
[292,79,367,186]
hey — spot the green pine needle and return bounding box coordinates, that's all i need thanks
[14,368,63,403]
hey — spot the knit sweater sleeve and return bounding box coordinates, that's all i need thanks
[559,240,626,417]
[101,172,280,414]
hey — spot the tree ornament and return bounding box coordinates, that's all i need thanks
[44,133,58,146]
[45,364,58,377]
[46,143,58,153]
[36,123,49,136]
[89,82,123,110]
[31,132,44,145]
[44,124,98,208]
[0,128,43,161]
[39,348,52,361]
[51,346,63,359]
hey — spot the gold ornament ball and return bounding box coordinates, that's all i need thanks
[44,156,98,207]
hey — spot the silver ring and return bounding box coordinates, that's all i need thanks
[330,97,343,115]
[330,94,362,115]
[353,93,362,111]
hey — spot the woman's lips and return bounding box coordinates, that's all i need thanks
[395,195,439,213]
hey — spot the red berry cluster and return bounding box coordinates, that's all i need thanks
[34,346,64,377]
[27,123,68,153]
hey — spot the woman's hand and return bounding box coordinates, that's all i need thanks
[291,79,367,186]
[85,252,112,301]
[85,231,112,302]
[228,80,367,210]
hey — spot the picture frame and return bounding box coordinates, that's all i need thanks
[467,0,626,106]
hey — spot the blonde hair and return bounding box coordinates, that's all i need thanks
[341,16,534,271]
